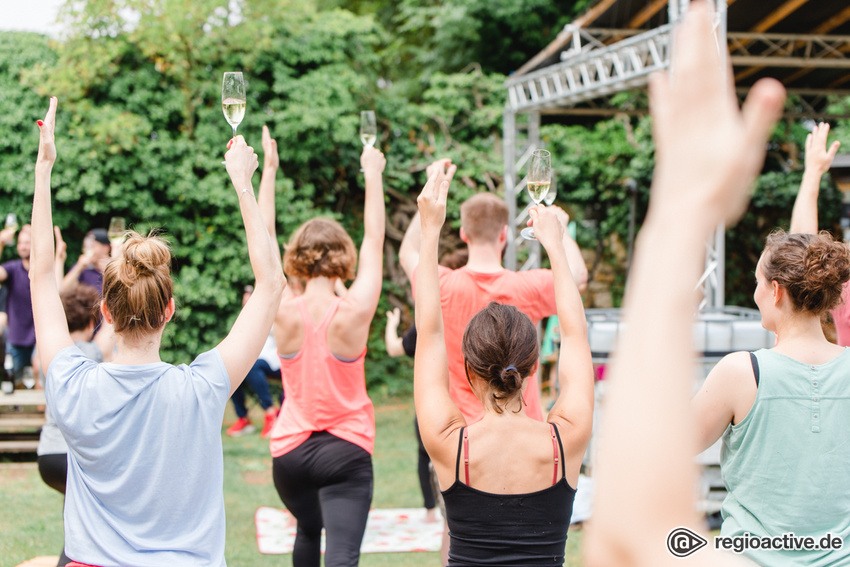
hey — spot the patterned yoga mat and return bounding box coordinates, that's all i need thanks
[255,507,444,554]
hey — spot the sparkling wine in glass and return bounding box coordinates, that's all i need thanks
[543,182,557,206]
[222,72,246,139]
[5,213,18,232]
[360,111,377,148]
[108,217,126,247]
[521,149,552,241]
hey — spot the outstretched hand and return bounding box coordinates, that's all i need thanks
[262,125,279,171]
[528,205,567,252]
[54,226,67,263]
[648,1,785,229]
[417,169,451,235]
[224,135,259,193]
[386,307,400,330]
[37,97,58,167]
[805,122,841,177]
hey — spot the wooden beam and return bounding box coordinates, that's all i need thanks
[737,3,848,85]
[574,0,621,28]
[627,0,667,29]
[812,4,850,34]
[751,0,812,33]
[514,0,620,77]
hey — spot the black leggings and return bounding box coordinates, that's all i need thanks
[37,453,71,567]
[414,417,436,510]
[273,431,373,567]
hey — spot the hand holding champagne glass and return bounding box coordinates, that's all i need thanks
[222,72,246,139]
[521,149,552,240]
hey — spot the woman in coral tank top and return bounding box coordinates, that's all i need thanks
[260,126,386,567]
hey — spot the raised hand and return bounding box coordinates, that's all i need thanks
[36,96,58,167]
[386,307,401,332]
[262,125,279,171]
[54,226,67,263]
[648,1,785,229]
[224,135,259,194]
[417,169,451,235]
[528,205,567,253]
[361,146,386,175]
[805,122,841,177]
[425,158,456,192]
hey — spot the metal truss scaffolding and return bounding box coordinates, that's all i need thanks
[502,0,850,308]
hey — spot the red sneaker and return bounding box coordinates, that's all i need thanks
[261,411,277,439]
[226,417,255,437]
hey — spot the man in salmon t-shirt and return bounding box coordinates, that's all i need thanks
[400,159,588,424]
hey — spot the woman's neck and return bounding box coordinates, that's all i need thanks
[111,333,164,365]
[304,276,336,298]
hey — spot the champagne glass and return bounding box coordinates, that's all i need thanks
[5,213,18,231]
[543,181,557,206]
[360,111,377,148]
[221,72,246,139]
[359,110,377,172]
[521,150,552,240]
[108,217,126,247]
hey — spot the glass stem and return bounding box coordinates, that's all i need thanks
[232,125,238,138]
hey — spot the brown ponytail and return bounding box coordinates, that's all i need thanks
[461,302,538,413]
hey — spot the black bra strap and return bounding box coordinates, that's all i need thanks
[454,427,466,482]
[749,352,760,388]
[550,423,566,478]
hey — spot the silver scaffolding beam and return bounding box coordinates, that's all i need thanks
[503,0,730,308]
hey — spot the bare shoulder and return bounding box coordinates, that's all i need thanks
[711,351,757,381]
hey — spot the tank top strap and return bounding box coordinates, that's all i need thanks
[549,423,566,484]
[454,426,466,483]
[295,296,344,336]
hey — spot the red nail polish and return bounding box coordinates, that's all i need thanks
[37,120,43,126]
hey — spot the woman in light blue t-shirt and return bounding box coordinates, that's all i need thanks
[31,98,286,567]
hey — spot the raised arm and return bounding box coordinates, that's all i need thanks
[534,206,594,470]
[562,229,588,293]
[216,136,286,394]
[53,226,67,289]
[339,146,386,321]
[583,3,785,566]
[414,171,465,473]
[789,122,840,235]
[384,307,405,357]
[399,158,455,283]
[258,125,280,245]
[32,97,74,371]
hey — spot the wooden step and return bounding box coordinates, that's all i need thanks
[0,439,39,452]
[0,415,45,430]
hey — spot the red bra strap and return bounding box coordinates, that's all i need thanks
[550,423,559,485]
[463,427,470,485]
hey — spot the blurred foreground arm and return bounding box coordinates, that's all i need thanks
[583,3,785,566]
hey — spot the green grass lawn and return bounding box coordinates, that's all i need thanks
[0,398,584,567]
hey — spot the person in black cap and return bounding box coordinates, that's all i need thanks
[62,228,110,294]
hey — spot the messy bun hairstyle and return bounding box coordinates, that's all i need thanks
[461,302,538,413]
[762,230,850,315]
[283,218,357,281]
[102,231,173,338]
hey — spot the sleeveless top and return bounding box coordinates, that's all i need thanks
[269,297,375,458]
[721,348,850,566]
[441,424,576,566]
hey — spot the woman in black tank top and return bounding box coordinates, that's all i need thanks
[413,171,595,566]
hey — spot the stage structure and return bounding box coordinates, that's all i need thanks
[504,0,850,310]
